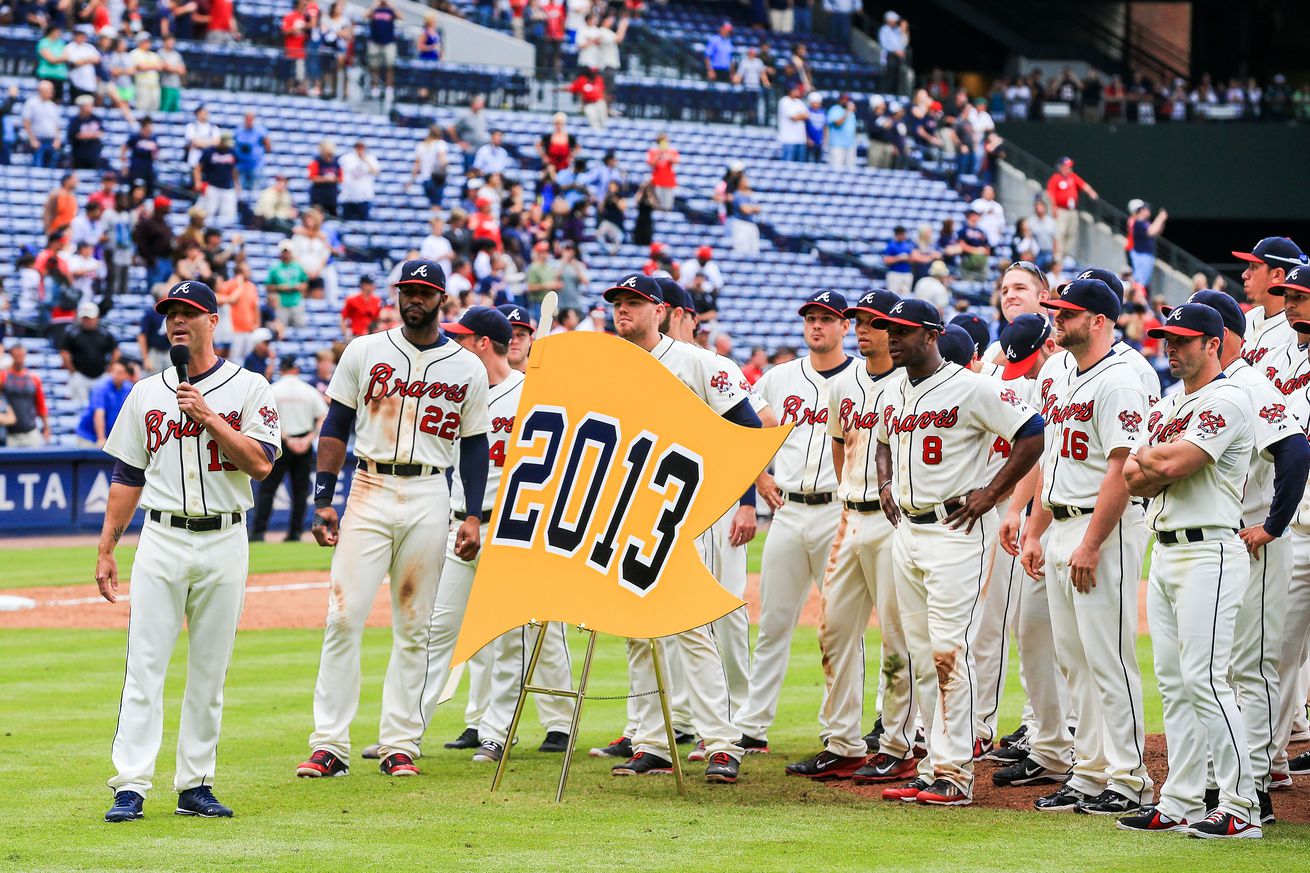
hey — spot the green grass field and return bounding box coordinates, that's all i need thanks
[0,538,1299,871]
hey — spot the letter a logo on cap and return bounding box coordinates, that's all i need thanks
[1078,270,1094,281]
[816,291,831,303]
[177,282,191,295]
[621,275,638,288]
[891,301,906,315]
[413,264,428,278]
[510,308,521,320]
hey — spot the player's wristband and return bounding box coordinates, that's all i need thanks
[313,472,338,509]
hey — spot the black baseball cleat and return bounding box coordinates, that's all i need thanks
[1034,785,1093,812]
[673,730,696,746]
[784,750,866,781]
[611,752,673,776]
[296,749,349,778]
[538,731,570,753]
[705,752,740,784]
[1203,787,1219,815]
[998,723,1028,747]
[1288,749,1310,774]
[361,743,381,759]
[862,716,885,753]
[1116,806,1190,833]
[985,741,1029,764]
[1258,790,1275,825]
[444,727,480,750]
[105,790,144,823]
[738,734,770,754]
[472,741,504,763]
[176,786,233,818]
[852,753,918,784]
[993,756,1070,787]
[1076,789,1140,816]
[1188,810,1262,839]
[589,736,633,759]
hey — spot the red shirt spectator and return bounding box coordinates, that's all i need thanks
[208,0,236,36]
[543,1,565,41]
[341,288,382,336]
[646,138,679,188]
[1045,160,1093,211]
[469,201,502,248]
[283,8,309,60]
[568,72,605,105]
[34,245,76,322]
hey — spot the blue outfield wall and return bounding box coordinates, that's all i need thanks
[0,449,357,535]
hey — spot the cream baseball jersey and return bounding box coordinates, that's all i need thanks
[1139,377,1254,532]
[651,334,745,413]
[326,329,490,468]
[1243,308,1295,367]
[1223,359,1298,519]
[451,368,524,516]
[827,364,902,503]
[1258,340,1310,400]
[876,362,1039,513]
[976,366,1038,479]
[1044,340,1161,408]
[754,355,853,493]
[1035,352,1147,508]
[104,361,282,515]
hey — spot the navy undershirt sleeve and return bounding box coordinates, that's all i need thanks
[260,442,278,464]
[320,400,357,442]
[459,433,490,518]
[723,398,762,428]
[1012,414,1046,442]
[111,459,146,487]
[1263,433,1310,537]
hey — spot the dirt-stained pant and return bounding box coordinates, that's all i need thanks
[1271,530,1310,774]
[709,507,752,711]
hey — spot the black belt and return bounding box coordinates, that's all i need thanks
[906,498,965,525]
[1156,527,1238,546]
[1051,505,1095,521]
[147,509,241,532]
[844,499,881,513]
[357,459,441,477]
[452,509,491,522]
[786,491,835,506]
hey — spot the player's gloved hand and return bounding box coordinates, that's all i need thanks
[312,505,340,547]
[729,504,757,547]
[878,482,900,527]
[1239,524,1276,558]
[95,552,119,603]
[1020,536,1044,581]
[944,487,997,534]
[999,510,1023,557]
[1068,540,1099,593]
[454,516,482,561]
[755,471,784,511]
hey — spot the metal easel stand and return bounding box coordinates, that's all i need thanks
[490,623,686,801]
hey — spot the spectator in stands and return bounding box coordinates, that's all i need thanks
[105,191,136,299]
[644,131,679,211]
[253,174,297,232]
[727,178,761,254]
[184,103,221,175]
[1011,217,1039,263]
[73,358,132,447]
[43,173,78,236]
[155,34,185,112]
[445,207,473,259]
[196,131,239,225]
[70,199,108,251]
[970,184,1005,247]
[366,0,399,101]
[319,1,352,98]
[291,207,333,297]
[233,111,271,197]
[732,46,770,124]
[777,83,809,162]
[741,346,767,384]
[882,225,915,295]
[283,0,311,94]
[205,0,238,44]
[913,260,952,315]
[120,115,159,195]
[0,345,51,447]
[137,287,170,373]
[244,327,276,379]
[879,10,908,93]
[61,301,119,406]
[596,180,626,254]
[420,215,455,276]
[824,93,858,168]
[681,246,725,297]
[451,94,490,161]
[956,208,991,280]
[540,0,566,78]
[525,240,561,317]
[410,125,450,207]
[1027,196,1056,269]
[446,257,474,300]
[268,240,309,327]
[823,0,858,44]
[769,0,794,34]
[129,32,162,113]
[134,195,174,286]
[704,20,734,82]
[308,140,341,216]
[35,24,69,102]
[68,93,105,169]
[65,26,101,103]
[474,129,513,176]
[312,348,336,395]
[1127,201,1167,289]
[251,356,326,542]
[22,80,62,169]
[418,12,442,60]
[538,112,577,181]
[558,241,589,312]
[1045,156,1097,260]
[217,257,261,362]
[341,275,382,338]
[567,67,608,131]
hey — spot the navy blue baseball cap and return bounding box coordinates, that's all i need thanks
[950,313,992,359]
[798,289,849,318]
[1271,264,1310,297]
[443,306,512,345]
[1042,278,1122,320]
[497,303,533,330]
[654,277,692,312]
[603,273,664,304]
[1163,290,1245,336]
[871,298,946,331]
[1147,302,1224,341]
[156,279,218,314]
[394,259,446,291]
[844,288,900,318]
[1232,236,1306,269]
[999,314,1052,379]
[937,324,977,367]
[1069,267,1124,300]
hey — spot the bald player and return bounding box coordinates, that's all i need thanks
[873,298,1044,806]
[1120,303,1260,838]
[1234,237,1305,366]
[735,290,853,753]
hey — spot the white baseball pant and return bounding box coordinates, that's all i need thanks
[1045,508,1152,801]
[1149,536,1259,823]
[108,520,247,795]
[1016,526,1073,774]
[818,506,918,759]
[309,470,449,760]
[893,511,997,794]
[463,646,494,732]
[709,507,752,710]
[1271,530,1310,773]
[735,500,842,741]
[972,497,1028,744]
[477,623,575,746]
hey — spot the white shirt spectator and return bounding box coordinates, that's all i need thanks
[970,196,1006,247]
[777,95,808,145]
[680,258,725,294]
[446,270,473,299]
[70,213,107,248]
[413,137,448,178]
[738,55,765,88]
[185,119,222,166]
[21,95,61,139]
[472,142,512,176]
[66,40,101,93]
[913,274,950,315]
[290,231,331,277]
[339,150,380,204]
[473,248,492,280]
[420,232,454,278]
[878,22,907,59]
[565,0,591,33]
[577,24,604,69]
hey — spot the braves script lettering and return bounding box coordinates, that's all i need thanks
[781,395,829,426]
[1041,397,1095,425]
[882,405,960,434]
[838,398,878,432]
[145,409,242,453]
[491,416,515,434]
[1150,411,1192,445]
[364,363,469,405]
[1265,367,1310,396]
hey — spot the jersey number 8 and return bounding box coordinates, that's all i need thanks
[492,405,704,595]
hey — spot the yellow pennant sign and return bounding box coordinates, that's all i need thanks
[452,331,790,663]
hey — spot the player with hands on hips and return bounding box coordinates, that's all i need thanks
[1120,303,1261,838]
[872,298,1045,806]
[297,259,490,780]
[99,280,281,823]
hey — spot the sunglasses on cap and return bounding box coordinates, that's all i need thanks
[1004,261,1050,291]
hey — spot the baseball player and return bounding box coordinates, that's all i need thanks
[1119,302,1261,837]
[784,289,925,784]
[1011,279,1154,814]
[100,280,281,822]
[606,273,762,784]
[250,356,327,542]
[1234,237,1305,366]
[735,290,853,752]
[873,298,1045,806]
[297,259,490,779]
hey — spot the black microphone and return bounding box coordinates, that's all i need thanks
[170,344,191,385]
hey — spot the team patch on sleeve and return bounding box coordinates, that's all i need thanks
[1259,403,1287,424]
[1196,409,1226,437]
[710,370,732,393]
[1118,410,1142,434]
[260,405,279,429]
[999,387,1024,408]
